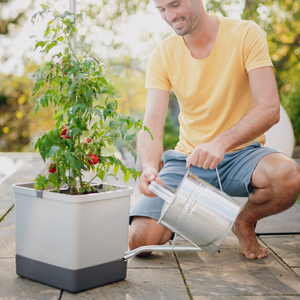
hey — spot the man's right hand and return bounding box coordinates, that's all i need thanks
[138,167,163,197]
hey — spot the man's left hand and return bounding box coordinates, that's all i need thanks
[186,141,225,169]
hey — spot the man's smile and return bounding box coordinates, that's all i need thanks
[173,18,184,29]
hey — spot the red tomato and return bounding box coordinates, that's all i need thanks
[87,138,91,143]
[61,135,70,140]
[88,154,99,165]
[61,65,70,75]
[47,163,56,174]
[61,126,68,135]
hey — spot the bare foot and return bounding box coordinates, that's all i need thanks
[232,221,267,259]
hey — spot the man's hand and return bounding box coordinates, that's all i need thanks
[186,140,226,169]
[138,167,163,197]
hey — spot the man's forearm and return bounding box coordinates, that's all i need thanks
[137,130,164,172]
[215,100,280,153]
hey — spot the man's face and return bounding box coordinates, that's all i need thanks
[153,0,201,36]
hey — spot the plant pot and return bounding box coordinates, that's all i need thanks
[12,182,132,293]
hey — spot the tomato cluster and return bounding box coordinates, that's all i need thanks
[47,128,99,174]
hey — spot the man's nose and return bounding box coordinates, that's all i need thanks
[165,9,176,23]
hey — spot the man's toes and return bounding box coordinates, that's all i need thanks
[259,248,268,258]
[244,251,256,259]
[243,248,267,259]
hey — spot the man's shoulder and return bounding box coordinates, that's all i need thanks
[148,33,183,65]
[154,33,182,52]
[219,17,261,31]
[219,16,260,32]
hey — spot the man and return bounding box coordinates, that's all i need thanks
[129,0,300,259]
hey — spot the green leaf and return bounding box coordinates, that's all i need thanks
[48,173,59,186]
[125,133,136,141]
[72,128,81,136]
[34,102,40,115]
[49,145,60,158]
[66,152,75,168]
[34,41,47,51]
[68,82,77,96]
[40,64,53,74]
[98,169,105,181]
[126,118,132,130]
[123,169,130,183]
[114,164,119,176]
[76,73,87,81]
[31,137,39,150]
[109,120,121,127]
[34,174,49,191]
[32,80,45,96]
[100,76,108,85]
[94,108,103,119]
[86,88,94,100]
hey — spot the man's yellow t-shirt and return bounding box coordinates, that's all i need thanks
[146,16,273,155]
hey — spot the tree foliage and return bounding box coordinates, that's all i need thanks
[0,0,33,35]
[0,62,54,152]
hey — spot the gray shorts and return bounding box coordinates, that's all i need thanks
[130,142,278,224]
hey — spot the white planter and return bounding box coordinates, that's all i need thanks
[12,182,132,293]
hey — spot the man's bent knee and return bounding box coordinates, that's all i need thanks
[129,216,173,255]
[259,154,300,205]
[251,153,300,210]
[272,157,300,204]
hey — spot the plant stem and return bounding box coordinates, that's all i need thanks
[67,38,79,63]
[77,135,84,187]
[86,174,98,185]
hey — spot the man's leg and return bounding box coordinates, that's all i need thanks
[129,216,173,256]
[233,153,300,259]
[129,150,189,256]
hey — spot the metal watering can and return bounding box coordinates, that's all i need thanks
[124,168,241,259]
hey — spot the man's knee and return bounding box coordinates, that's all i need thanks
[268,156,300,204]
[253,153,300,205]
[128,216,173,253]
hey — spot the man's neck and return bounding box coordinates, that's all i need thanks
[183,14,220,59]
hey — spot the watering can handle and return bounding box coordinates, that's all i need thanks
[148,181,175,204]
[188,165,223,192]
[149,167,222,201]
[215,167,223,192]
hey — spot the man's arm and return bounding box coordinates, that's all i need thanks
[186,66,280,169]
[137,89,169,196]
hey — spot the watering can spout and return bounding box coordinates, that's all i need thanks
[123,245,202,260]
[148,181,175,204]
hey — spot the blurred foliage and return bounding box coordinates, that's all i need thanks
[281,81,300,146]
[75,0,152,70]
[162,93,180,150]
[0,61,54,151]
[0,0,33,35]
[108,68,147,116]
[163,109,179,150]
[79,0,150,44]
[206,0,300,142]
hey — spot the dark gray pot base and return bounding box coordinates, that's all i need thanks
[16,255,127,293]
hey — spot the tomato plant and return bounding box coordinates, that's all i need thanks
[31,5,151,194]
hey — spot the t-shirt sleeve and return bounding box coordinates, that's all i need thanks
[244,21,273,73]
[145,47,171,92]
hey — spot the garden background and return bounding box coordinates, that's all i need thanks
[0,0,299,155]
